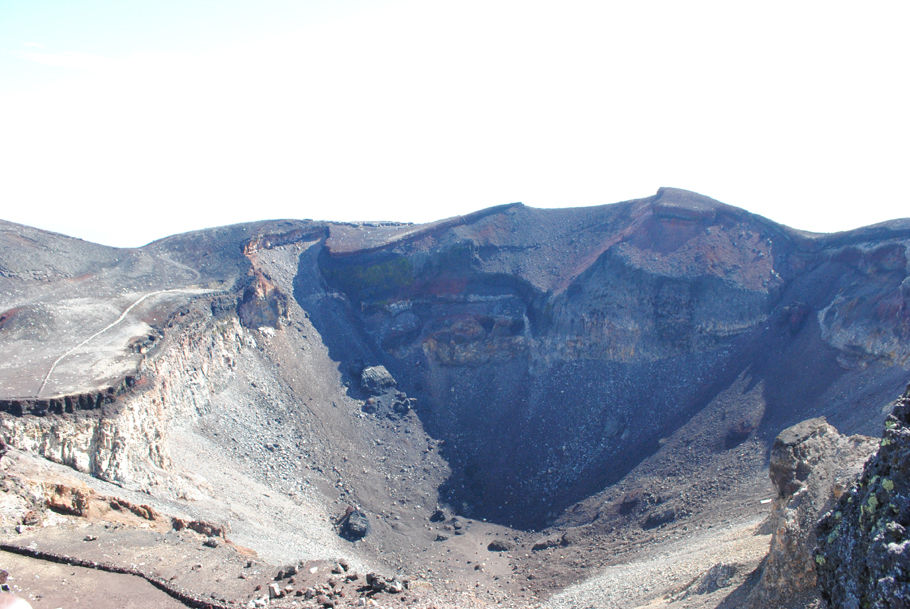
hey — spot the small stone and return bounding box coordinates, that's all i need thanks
[21,510,41,526]
[429,508,446,522]
[203,537,219,548]
[275,564,299,580]
[268,582,282,599]
[386,579,404,594]
[365,572,386,592]
[532,537,558,551]
[487,539,515,552]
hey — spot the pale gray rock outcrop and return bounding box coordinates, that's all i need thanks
[744,417,877,608]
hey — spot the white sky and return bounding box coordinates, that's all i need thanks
[1,0,908,247]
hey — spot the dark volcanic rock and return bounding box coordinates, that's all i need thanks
[360,365,396,395]
[815,386,910,609]
[641,508,678,530]
[487,539,515,552]
[337,508,370,541]
[531,537,560,551]
[744,418,877,608]
[365,572,402,593]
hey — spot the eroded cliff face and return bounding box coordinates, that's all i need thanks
[0,300,253,490]
[316,189,910,528]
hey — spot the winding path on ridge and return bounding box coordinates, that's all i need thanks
[36,287,212,398]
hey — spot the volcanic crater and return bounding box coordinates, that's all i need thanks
[1,187,909,608]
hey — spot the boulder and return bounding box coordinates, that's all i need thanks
[487,539,515,552]
[360,366,396,395]
[641,507,677,530]
[365,572,386,591]
[743,417,877,608]
[365,572,404,594]
[338,508,370,541]
[815,386,910,608]
[531,537,560,551]
[275,564,299,580]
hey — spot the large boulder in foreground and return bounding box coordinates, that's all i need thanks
[815,385,910,609]
[744,418,877,608]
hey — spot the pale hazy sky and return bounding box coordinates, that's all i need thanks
[1,1,908,247]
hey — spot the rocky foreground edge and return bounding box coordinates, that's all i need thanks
[815,385,910,608]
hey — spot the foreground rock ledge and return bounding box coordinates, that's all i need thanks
[744,417,877,609]
[815,385,910,609]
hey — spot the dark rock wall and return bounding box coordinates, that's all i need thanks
[313,192,910,528]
